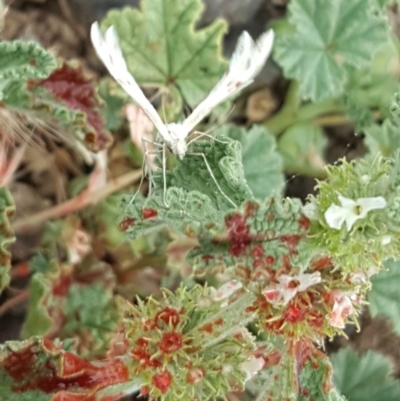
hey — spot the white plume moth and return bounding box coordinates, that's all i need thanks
[90,22,274,207]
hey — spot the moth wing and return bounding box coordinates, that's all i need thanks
[182,29,274,132]
[90,22,171,143]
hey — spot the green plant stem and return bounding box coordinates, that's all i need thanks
[266,99,346,136]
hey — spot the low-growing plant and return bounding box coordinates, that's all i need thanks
[1,0,400,400]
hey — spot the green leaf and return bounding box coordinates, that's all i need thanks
[0,188,15,294]
[169,136,253,207]
[373,0,400,7]
[101,0,227,113]
[21,273,54,338]
[274,0,389,100]
[277,122,326,177]
[218,124,285,198]
[369,259,400,335]
[98,77,126,132]
[22,236,120,359]
[345,40,400,130]
[364,91,400,157]
[119,136,253,239]
[62,283,120,357]
[364,120,400,157]
[332,347,400,401]
[119,187,221,239]
[0,40,56,80]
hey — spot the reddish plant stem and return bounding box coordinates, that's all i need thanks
[13,169,142,234]
[0,290,30,316]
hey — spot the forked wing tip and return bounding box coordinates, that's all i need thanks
[90,21,101,44]
[259,29,274,53]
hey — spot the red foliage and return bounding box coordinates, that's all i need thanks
[36,62,112,152]
[1,338,129,400]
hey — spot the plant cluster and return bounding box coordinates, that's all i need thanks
[1,0,400,401]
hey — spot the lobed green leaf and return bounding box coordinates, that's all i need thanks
[369,259,400,336]
[274,0,389,100]
[332,347,400,401]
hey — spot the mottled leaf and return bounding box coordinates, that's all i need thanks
[0,336,136,401]
[248,341,345,401]
[188,197,311,280]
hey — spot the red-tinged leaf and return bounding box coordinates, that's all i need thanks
[35,61,112,152]
[188,198,311,284]
[0,337,132,401]
[22,250,120,360]
[248,340,345,401]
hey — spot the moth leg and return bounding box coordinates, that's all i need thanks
[187,151,237,208]
[128,137,163,205]
[137,138,169,208]
[188,131,230,146]
[144,139,165,197]
[161,141,169,208]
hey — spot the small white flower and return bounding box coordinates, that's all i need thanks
[324,194,387,231]
[351,265,380,285]
[241,356,265,382]
[328,290,358,329]
[381,235,391,245]
[262,272,321,305]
